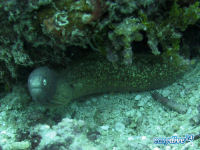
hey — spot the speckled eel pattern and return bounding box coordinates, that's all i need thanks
[28,54,191,105]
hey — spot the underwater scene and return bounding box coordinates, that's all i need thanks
[0,0,200,150]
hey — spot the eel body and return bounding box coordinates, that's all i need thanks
[28,54,191,105]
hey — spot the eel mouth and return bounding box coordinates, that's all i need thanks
[29,87,43,101]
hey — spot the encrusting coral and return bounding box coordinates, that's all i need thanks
[0,0,199,93]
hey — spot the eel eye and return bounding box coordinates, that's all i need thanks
[43,78,47,86]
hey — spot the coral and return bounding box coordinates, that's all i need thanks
[32,118,99,150]
[38,0,107,48]
[108,17,145,64]
[0,0,199,93]
[168,1,200,31]
[139,1,200,55]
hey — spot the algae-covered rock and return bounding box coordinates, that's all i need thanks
[32,118,100,150]
[0,0,199,89]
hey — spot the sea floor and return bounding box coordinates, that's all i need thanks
[0,60,200,150]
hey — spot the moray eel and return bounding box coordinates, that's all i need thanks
[28,66,57,104]
[28,53,191,105]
